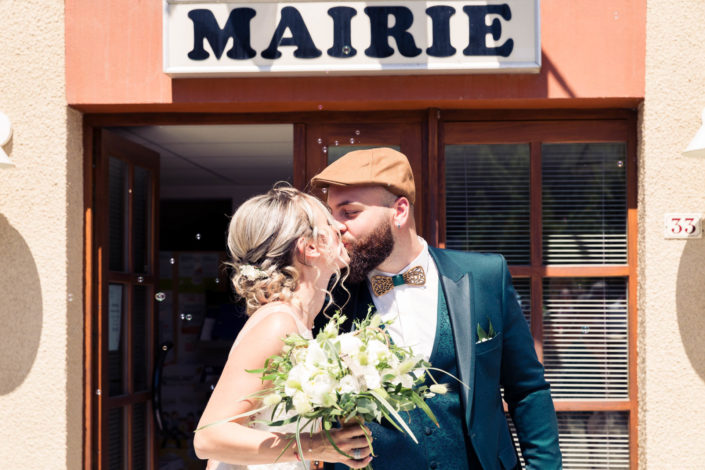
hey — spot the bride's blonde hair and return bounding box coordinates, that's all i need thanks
[226,184,346,315]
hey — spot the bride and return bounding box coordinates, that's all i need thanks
[194,185,373,469]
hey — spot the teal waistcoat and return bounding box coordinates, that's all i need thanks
[341,283,477,470]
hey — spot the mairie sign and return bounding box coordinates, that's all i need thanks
[163,1,540,76]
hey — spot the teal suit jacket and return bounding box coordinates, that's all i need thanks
[327,248,561,470]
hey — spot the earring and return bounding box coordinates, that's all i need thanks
[397,224,401,229]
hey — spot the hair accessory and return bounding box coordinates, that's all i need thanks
[239,264,268,281]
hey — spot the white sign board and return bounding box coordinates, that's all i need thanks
[164,0,540,76]
[664,213,703,239]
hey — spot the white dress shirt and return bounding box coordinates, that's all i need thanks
[367,237,439,361]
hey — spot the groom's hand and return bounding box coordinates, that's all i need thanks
[311,423,373,468]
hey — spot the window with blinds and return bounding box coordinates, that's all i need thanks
[445,144,531,265]
[542,144,627,265]
[443,119,634,469]
[543,277,628,400]
[507,411,630,469]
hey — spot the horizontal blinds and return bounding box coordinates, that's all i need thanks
[445,144,531,265]
[543,277,628,400]
[506,413,526,468]
[132,403,148,470]
[108,407,124,470]
[507,411,630,469]
[542,143,627,265]
[557,411,630,469]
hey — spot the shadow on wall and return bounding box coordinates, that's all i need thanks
[676,237,705,380]
[0,214,43,394]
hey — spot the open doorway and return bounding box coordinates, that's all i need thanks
[110,124,294,470]
[88,116,421,470]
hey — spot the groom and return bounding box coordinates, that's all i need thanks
[311,148,561,470]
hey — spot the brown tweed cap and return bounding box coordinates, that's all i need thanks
[310,147,415,204]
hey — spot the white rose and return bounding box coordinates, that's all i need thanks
[346,355,369,378]
[337,374,361,395]
[362,367,382,390]
[285,364,313,396]
[337,333,363,356]
[366,339,391,365]
[305,341,329,368]
[302,372,338,407]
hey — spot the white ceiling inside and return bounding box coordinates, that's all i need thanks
[111,124,294,201]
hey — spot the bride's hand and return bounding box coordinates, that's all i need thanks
[307,423,373,469]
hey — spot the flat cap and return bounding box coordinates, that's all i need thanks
[310,147,415,204]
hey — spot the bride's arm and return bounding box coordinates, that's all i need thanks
[193,311,372,468]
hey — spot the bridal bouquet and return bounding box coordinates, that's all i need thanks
[199,309,458,469]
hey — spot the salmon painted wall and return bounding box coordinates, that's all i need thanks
[65,0,645,112]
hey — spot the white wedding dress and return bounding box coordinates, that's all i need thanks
[209,304,317,470]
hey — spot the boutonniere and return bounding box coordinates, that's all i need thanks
[476,319,497,344]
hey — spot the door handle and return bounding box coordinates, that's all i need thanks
[152,341,173,432]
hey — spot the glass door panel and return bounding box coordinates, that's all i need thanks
[108,283,125,396]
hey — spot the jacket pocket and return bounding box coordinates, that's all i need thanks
[475,331,502,355]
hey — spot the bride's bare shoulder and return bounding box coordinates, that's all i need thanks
[234,303,301,349]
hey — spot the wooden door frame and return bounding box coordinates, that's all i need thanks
[83,108,639,470]
[86,128,161,470]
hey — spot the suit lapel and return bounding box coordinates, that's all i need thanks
[430,248,475,429]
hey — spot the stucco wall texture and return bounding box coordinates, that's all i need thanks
[0,0,83,469]
[641,0,705,468]
[2,0,705,468]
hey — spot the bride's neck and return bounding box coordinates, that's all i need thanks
[290,269,330,328]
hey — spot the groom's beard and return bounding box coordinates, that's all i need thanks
[345,219,395,284]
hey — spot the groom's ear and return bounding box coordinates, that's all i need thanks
[391,196,412,227]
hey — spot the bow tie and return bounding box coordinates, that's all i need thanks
[370,266,426,296]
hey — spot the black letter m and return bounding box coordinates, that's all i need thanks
[187,8,256,60]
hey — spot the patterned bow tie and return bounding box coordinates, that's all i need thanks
[370,266,426,296]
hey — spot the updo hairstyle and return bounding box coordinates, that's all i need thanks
[226,184,342,315]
